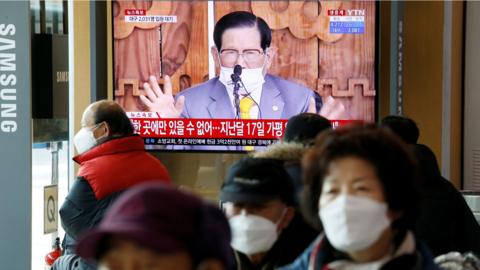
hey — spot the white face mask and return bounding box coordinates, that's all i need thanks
[319,195,390,252]
[229,210,285,255]
[73,127,98,155]
[218,65,265,96]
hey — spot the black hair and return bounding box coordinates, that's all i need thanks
[380,115,420,144]
[93,101,134,136]
[284,113,332,144]
[302,125,419,234]
[411,143,441,187]
[213,11,272,51]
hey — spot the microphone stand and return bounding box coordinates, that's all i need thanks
[233,81,241,119]
[231,70,241,119]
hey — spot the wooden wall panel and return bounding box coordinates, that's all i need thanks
[114,27,161,112]
[160,2,193,78]
[214,2,251,16]
[163,1,209,94]
[254,2,321,90]
[318,1,376,121]
[113,0,208,110]
[252,1,342,42]
[270,29,318,90]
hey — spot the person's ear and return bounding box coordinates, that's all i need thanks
[211,46,221,66]
[264,46,277,71]
[278,206,295,232]
[211,46,221,75]
[94,121,110,140]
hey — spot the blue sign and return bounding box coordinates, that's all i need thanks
[329,16,365,34]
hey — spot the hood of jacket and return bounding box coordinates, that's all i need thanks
[252,141,308,162]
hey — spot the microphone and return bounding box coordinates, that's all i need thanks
[231,64,242,82]
[230,65,263,119]
[231,65,242,119]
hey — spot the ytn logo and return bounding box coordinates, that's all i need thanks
[328,9,365,16]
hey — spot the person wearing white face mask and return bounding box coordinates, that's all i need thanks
[279,125,442,270]
[53,100,170,270]
[219,158,318,270]
[139,12,321,151]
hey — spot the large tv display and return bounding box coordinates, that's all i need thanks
[112,1,377,152]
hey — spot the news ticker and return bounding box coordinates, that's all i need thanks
[127,114,360,146]
[143,138,278,147]
[131,118,287,139]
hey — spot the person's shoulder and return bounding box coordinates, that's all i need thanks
[266,74,313,93]
[416,240,443,270]
[426,176,463,201]
[177,77,219,98]
[277,236,320,270]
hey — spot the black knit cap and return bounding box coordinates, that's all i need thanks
[220,158,295,206]
[283,113,331,143]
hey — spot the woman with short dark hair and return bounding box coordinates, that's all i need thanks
[280,125,441,270]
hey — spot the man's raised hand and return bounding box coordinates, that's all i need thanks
[139,75,185,118]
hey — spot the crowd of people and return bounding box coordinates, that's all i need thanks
[49,99,480,270]
[51,10,480,270]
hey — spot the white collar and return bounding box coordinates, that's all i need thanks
[327,231,416,270]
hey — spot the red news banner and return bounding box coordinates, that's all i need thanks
[127,112,360,147]
[131,117,287,139]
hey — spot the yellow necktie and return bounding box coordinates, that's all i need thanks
[239,97,255,151]
[239,97,255,119]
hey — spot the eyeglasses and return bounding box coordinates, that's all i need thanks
[81,122,104,131]
[219,49,265,64]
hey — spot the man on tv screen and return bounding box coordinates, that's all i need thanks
[139,11,320,120]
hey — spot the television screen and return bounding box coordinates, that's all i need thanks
[112,1,376,152]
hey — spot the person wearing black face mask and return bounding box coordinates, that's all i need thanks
[53,100,171,270]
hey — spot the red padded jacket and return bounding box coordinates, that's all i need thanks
[73,135,171,199]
